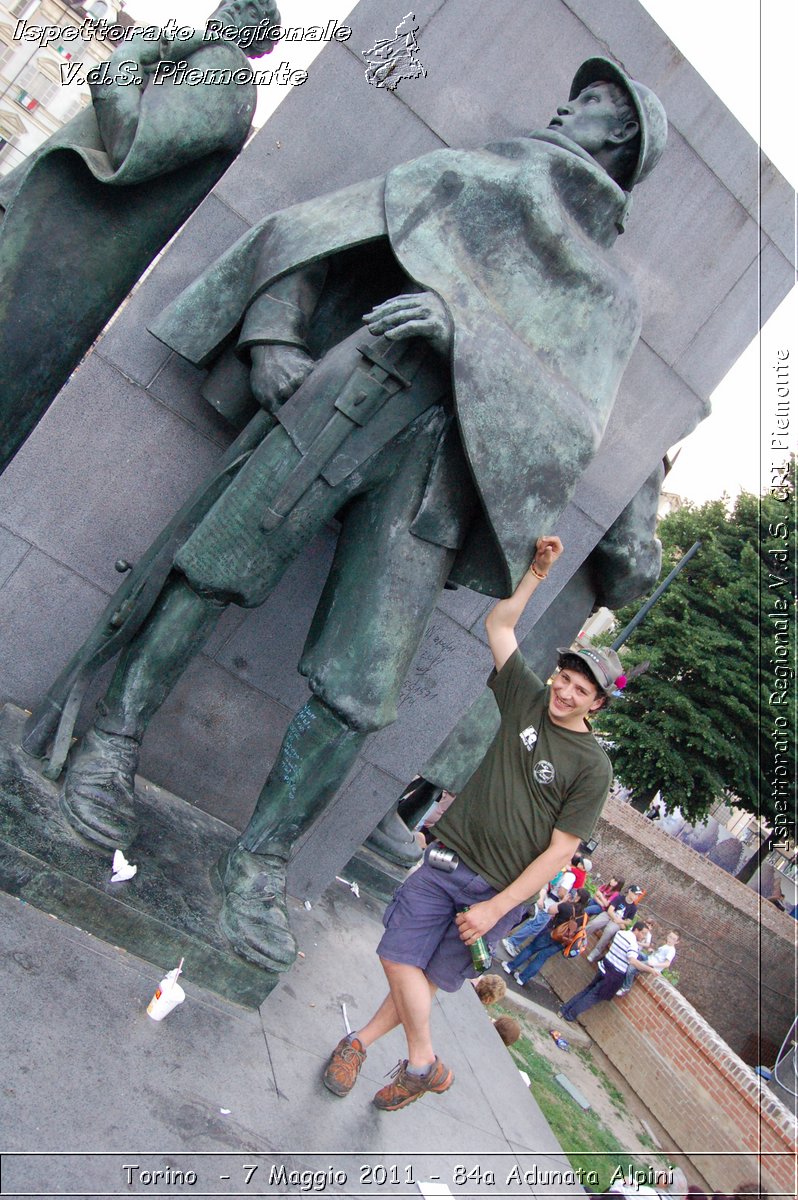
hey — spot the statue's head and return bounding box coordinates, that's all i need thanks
[210,0,281,57]
[550,58,667,191]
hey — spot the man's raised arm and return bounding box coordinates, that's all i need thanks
[484,535,563,671]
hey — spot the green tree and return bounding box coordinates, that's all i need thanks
[596,468,796,855]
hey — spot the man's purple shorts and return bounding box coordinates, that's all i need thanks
[376,844,526,992]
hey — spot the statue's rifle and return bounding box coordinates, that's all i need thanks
[21,407,273,778]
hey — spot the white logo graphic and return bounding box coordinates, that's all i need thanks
[533,760,556,785]
[363,12,427,91]
[519,724,538,750]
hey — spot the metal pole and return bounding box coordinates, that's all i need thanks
[611,540,701,650]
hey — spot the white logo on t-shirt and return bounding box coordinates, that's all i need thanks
[534,760,555,785]
[519,724,538,750]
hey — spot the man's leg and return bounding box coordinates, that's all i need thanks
[379,959,437,1067]
[517,939,561,983]
[560,972,604,1021]
[502,907,549,956]
[561,967,624,1021]
[587,922,619,961]
[322,965,439,1098]
[585,912,612,960]
[61,573,225,847]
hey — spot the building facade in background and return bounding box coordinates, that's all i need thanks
[0,0,133,176]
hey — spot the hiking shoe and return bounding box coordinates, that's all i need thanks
[322,1036,366,1096]
[373,1057,453,1111]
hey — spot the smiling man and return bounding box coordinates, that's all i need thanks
[322,537,625,1109]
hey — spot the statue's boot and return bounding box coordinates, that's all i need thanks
[61,574,224,848]
[219,697,366,972]
[60,726,140,849]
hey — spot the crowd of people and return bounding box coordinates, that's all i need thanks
[496,851,682,1020]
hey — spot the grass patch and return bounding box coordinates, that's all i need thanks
[503,1012,662,1190]
[575,1048,627,1114]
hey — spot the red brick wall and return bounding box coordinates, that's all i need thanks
[586,797,796,1063]
[543,951,797,1197]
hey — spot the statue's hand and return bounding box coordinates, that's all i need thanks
[250,344,314,413]
[363,291,453,355]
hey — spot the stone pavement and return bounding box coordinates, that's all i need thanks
[0,881,590,1199]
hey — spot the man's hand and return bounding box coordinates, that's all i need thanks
[250,344,314,412]
[455,898,503,944]
[533,535,563,576]
[363,292,453,355]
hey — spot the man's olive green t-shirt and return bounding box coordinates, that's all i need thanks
[433,649,612,893]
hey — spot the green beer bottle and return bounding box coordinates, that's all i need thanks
[457,905,491,972]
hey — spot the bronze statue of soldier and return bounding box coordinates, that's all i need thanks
[27,58,668,976]
[0,0,280,474]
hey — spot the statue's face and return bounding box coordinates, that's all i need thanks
[547,81,630,156]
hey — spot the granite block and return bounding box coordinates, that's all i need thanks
[0,890,274,1154]
[147,352,235,448]
[95,194,250,387]
[344,0,448,57]
[388,0,599,147]
[0,524,30,590]
[759,158,798,267]
[675,240,796,401]
[0,356,223,592]
[263,1032,514,1152]
[0,704,278,1008]
[365,611,495,780]
[437,580,493,632]
[613,130,759,368]
[0,549,108,709]
[215,46,446,227]
[137,654,294,832]
[0,880,571,1165]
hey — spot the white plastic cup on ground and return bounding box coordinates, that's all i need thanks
[147,971,186,1021]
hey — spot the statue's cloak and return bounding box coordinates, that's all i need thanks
[0,40,256,472]
[152,136,641,596]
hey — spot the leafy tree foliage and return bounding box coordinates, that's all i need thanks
[595,465,795,828]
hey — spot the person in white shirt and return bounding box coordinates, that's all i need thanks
[616,928,678,996]
[560,921,660,1020]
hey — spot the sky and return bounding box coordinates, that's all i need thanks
[122,0,797,506]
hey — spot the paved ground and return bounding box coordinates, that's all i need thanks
[0,881,589,1199]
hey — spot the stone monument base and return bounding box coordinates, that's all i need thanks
[0,704,278,1007]
[344,845,410,904]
